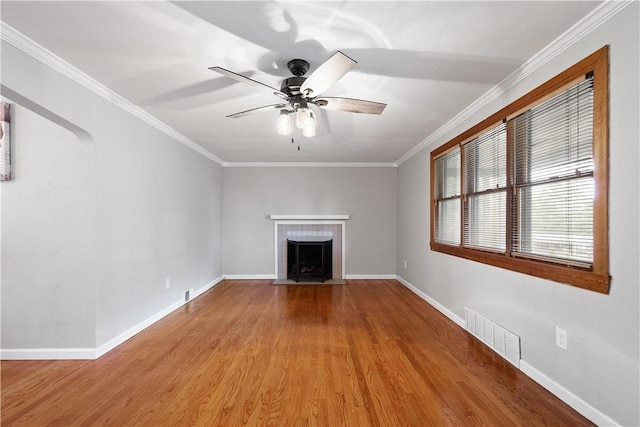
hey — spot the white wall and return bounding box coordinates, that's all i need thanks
[396,5,639,425]
[223,166,396,277]
[1,41,224,352]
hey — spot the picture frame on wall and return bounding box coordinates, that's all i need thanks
[1,102,11,181]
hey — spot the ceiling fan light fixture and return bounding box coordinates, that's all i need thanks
[302,112,316,137]
[296,107,312,129]
[302,122,316,138]
[277,110,292,135]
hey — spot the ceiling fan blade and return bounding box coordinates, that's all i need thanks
[226,104,286,118]
[300,51,356,97]
[315,97,386,115]
[209,66,287,98]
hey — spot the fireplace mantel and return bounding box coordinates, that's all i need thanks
[270,215,349,220]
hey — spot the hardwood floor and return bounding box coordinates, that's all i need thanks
[1,279,593,426]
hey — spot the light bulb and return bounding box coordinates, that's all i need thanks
[277,110,291,135]
[302,114,316,137]
[296,108,311,129]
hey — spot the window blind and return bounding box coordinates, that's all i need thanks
[510,76,594,265]
[434,147,461,245]
[463,122,507,251]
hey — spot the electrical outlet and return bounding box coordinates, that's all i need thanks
[403,260,407,268]
[555,327,568,350]
[165,278,171,290]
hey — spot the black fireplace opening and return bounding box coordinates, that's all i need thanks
[287,237,332,282]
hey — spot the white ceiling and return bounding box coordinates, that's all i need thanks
[1,1,602,164]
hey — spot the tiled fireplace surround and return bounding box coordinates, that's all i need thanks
[272,216,347,280]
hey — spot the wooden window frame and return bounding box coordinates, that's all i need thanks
[430,46,610,294]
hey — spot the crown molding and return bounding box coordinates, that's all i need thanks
[395,0,634,166]
[0,22,225,166]
[223,161,398,168]
[4,0,629,169]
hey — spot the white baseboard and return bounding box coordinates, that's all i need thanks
[1,276,225,361]
[95,276,224,358]
[520,361,619,427]
[224,274,276,280]
[0,348,96,360]
[223,274,398,280]
[94,299,184,358]
[395,275,618,427]
[395,275,466,328]
[345,274,397,280]
[193,275,224,299]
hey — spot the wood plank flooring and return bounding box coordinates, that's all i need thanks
[1,279,593,426]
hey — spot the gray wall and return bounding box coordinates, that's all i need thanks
[223,167,396,276]
[2,5,637,424]
[1,41,224,350]
[396,5,639,425]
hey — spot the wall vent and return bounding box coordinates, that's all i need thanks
[465,308,521,368]
[184,290,190,302]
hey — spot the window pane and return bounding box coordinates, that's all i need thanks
[465,192,506,251]
[513,178,593,263]
[434,147,461,245]
[465,122,507,193]
[435,148,461,199]
[436,199,460,245]
[513,78,594,186]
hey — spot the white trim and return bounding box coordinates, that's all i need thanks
[224,162,397,168]
[345,274,397,280]
[520,360,620,427]
[270,214,350,220]
[95,276,224,358]
[0,22,225,166]
[192,275,224,299]
[95,299,183,358]
[223,274,276,280]
[395,0,634,166]
[0,348,96,360]
[395,275,466,328]
[396,275,620,426]
[0,277,224,360]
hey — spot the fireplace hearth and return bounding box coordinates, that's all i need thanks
[287,236,332,282]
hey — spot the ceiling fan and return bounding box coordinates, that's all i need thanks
[209,51,386,137]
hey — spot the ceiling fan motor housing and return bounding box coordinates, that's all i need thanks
[281,76,306,97]
[287,59,310,76]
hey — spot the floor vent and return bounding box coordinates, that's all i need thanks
[465,308,521,368]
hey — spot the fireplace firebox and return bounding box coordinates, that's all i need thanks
[287,237,332,282]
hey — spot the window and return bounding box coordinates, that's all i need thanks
[511,77,594,265]
[430,46,610,293]
[463,122,507,252]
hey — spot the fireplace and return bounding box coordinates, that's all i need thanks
[287,237,332,282]
[270,215,348,281]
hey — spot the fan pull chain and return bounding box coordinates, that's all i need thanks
[290,136,301,151]
[294,127,301,151]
